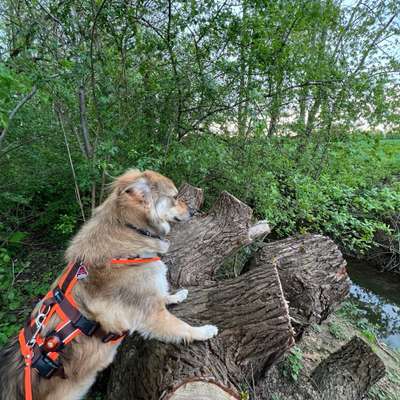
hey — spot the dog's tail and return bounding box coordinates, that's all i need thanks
[0,337,25,400]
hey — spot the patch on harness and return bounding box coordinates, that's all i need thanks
[76,265,88,280]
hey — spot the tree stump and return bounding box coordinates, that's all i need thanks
[105,186,365,399]
[311,336,386,400]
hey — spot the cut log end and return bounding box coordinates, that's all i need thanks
[177,183,204,210]
[163,380,240,400]
[249,220,271,240]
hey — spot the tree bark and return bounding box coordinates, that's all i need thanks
[107,185,291,399]
[311,336,386,400]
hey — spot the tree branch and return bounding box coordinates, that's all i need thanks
[78,86,92,159]
[0,85,37,150]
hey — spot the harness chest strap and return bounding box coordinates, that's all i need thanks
[19,256,160,400]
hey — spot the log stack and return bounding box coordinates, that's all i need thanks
[105,185,385,400]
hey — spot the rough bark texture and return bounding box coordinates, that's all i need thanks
[176,183,204,210]
[311,336,386,400]
[249,235,350,338]
[105,185,380,400]
[107,264,294,400]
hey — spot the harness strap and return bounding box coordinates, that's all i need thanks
[19,330,33,400]
[19,256,156,400]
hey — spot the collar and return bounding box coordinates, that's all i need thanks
[125,223,164,241]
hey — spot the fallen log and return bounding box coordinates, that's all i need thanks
[166,188,268,286]
[249,235,350,338]
[105,186,354,399]
[107,262,294,399]
[163,379,240,400]
[311,336,386,400]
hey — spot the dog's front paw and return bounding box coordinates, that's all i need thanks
[166,289,189,305]
[174,289,188,303]
[193,324,219,341]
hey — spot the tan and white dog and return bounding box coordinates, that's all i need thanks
[0,169,218,400]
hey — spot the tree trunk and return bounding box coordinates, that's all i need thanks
[166,188,267,286]
[105,185,374,400]
[311,336,386,400]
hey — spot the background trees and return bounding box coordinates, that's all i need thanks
[1,0,399,243]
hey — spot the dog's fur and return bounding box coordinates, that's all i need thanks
[0,169,218,400]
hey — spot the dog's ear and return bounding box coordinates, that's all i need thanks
[123,178,152,205]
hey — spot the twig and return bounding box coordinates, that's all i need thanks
[37,1,64,27]
[55,105,86,222]
[0,85,37,150]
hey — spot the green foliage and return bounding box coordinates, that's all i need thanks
[328,321,347,340]
[338,300,380,343]
[55,214,78,236]
[369,384,400,400]
[0,65,30,128]
[280,346,304,382]
[165,134,400,256]
[0,228,59,346]
[361,328,378,345]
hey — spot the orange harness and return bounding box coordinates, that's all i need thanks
[19,256,160,400]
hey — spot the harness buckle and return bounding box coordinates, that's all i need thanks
[102,331,128,343]
[43,332,64,352]
[73,315,99,336]
[32,352,61,379]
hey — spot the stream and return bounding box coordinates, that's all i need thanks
[346,260,400,350]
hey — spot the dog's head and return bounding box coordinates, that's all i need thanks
[113,169,194,237]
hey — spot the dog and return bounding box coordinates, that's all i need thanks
[0,169,218,400]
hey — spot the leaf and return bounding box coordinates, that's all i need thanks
[8,231,27,244]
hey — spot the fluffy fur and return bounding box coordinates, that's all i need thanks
[0,169,218,400]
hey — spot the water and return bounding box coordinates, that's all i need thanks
[346,260,400,350]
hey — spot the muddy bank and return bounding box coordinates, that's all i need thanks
[356,214,400,273]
